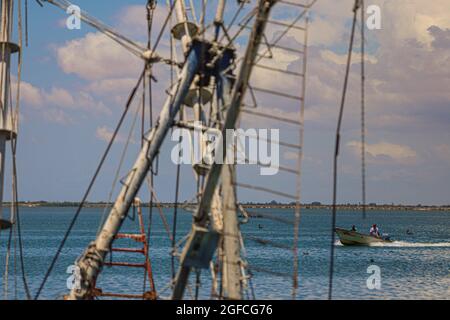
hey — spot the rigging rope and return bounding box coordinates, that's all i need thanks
[169,0,183,283]
[2,0,32,300]
[360,0,367,219]
[328,0,361,300]
[142,0,156,296]
[34,70,146,300]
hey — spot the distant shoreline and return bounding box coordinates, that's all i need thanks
[5,202,450,212]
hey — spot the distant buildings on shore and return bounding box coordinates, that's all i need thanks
[5,201,450,211]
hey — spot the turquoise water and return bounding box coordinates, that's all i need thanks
[0,207,449,300]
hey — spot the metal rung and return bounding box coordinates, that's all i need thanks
[97,292,145,299]
[111,248,145,254]
[253,63,304,77]
[115,233,145,241]
[256,162,300,175]
[267,20,306,31]
[255,52,273,60]
[95,291,156,300]
[246,236,293,250]
[235,183,298,200]
[268,44,304,55]
[251,86,303,101]
[237,153,300,174]
[278,0,309,8]
[241,106,303,125]
[237,132,303,150]
[104,262,146,268]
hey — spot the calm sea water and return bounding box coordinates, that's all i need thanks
[0,207,449,300]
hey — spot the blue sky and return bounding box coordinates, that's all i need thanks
[6,0,450,205]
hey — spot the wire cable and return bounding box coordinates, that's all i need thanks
[360,0,367,220]
[328,0,360,300]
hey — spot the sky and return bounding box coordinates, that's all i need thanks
[4,0,450,205]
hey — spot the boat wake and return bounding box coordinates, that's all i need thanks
[334,240,450,247]
[369,241,450,248]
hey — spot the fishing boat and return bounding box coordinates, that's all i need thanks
[335,227,393,246]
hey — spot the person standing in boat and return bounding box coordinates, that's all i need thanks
[370,224,380,237]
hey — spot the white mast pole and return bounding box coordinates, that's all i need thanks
[0,0,18,225]
[173,0,193,53]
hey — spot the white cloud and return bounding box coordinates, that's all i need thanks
[45,87,75,108]
[347,141,417,164]
[96,126,134,144]
[56,32,142,81]
[19,81,44,107]
[434,144,450,163]
[18,80,111,124]
[320,50,378,65]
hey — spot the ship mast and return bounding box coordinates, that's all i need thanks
[0,0,18,230]
[172,0,278,300]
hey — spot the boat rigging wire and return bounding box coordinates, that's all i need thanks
[168,0,181,283]
[142,0,156,296]
[360,0,367,220]
[2,0,32,300]
[328,0,361,300]
[10,137,32,300]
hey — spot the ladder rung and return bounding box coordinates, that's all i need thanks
[255,52,273,59]
[267,20,306,31]
[115,233,145,241]
[96,292,146,299]
[278,0,309,8]
[111,248,145,254]
[235,131,303,149]
[241,106,303,125]
[257,162,300,175]
[253,63,304,77]
[251,86,303,101]
[268,44,304,55]
[235,183,298,200]
[237,156,300,175]
[105,262,146,268]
